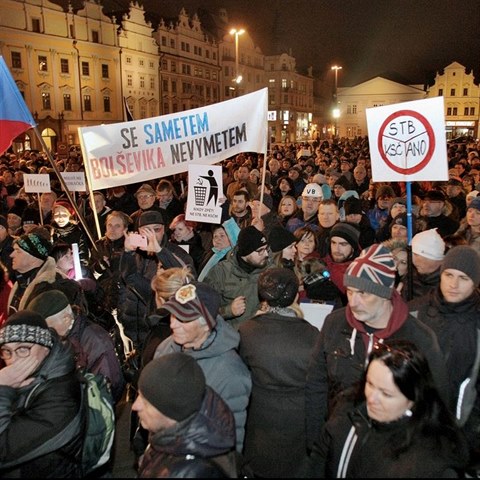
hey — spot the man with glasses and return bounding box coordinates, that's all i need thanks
[419,189,459,238]
[286,183,323,233]
[0,310,84,477]
[204,225,270,330]
[130,183,159,229]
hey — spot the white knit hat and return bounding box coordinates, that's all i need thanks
[411,228,445,261]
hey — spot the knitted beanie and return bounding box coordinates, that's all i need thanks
[344,244,396,299]
[468,196,480,211]
[15,232,51,260]
[329,222,360,251]
[0,215,7,230]
[344,197,363,216]
[237,226,267,257]
[0,310,53,348]
[158,282,220,330]
[441,245,480,286]
[376,185,395,200]
[22,207,41,226]
[27,290,70,319]
[138,353,206,421]
[268,226,297,253]
[411,228,445,260]
[53,199,75,217]
[258,267,299,307]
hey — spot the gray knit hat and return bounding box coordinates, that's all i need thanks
[138,353,205,421]
[344,244,396,299]
[441,245,480,286]
[0,311,53,348]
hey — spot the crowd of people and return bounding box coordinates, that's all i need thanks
[1,134,480,477]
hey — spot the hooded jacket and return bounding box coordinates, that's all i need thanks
[137,386,236,478]
[154,315,252,453]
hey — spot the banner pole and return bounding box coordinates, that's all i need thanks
[406,180,413,300]
[32,127,98,252]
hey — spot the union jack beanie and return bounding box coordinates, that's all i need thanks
[344,244,396,299]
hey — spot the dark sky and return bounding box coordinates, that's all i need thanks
[134,0,480,87]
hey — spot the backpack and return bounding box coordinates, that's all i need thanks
[78,370,116,475]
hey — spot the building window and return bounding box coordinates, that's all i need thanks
[150,77,155,89]
[465,107,469,116]
[42,92,51,110]
[127,74,132,87]
[161,36,167,46]
[170,39,175,48]
[438,88,443,96]
[463,88,468,96]
[212,52,216,60]
[182,64,191,75]
[352,105,357,114]
[447,107,452,116]
[140,76,145,88]
[163,103,169,114]
[126,57,132,64]
[102,64,109,79]
[163,79,168,92]
[60,58,69,74]
[32,18,41,32]
[453,107,457,115]
[63,94,72,111]
[171,81,177,93]
[139,59,144,66]
[450,88,455,96]
[38,56,48,72]
[92,30,99,43]
[11,52,22,69]
[81,61,90,76]
[149,61,154,68]
[103,96,111,112]
[470,107,475,116]
[171,62,176,73]
[206,50,210,59]
[84,95,92,111]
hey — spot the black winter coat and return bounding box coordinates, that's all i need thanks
[137,386,236,478]
[0,336,84,478]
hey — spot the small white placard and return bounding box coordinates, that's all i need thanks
[300,303,334,331]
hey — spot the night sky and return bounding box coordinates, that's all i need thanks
[65,0,480,87]
[139,0,480,87]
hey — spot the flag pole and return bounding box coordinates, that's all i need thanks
[32,127,98,252]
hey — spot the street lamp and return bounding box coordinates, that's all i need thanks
[230,28,245,87]
[331,65,342,138]
[331,65,342,100]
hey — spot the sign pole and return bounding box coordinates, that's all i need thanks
[406,180,413,300]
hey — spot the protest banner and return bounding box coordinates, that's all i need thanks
[78,88,268,191]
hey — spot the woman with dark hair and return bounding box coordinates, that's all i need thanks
[169,214,205,272]
[300,339,468,478]
[272,175,297,210]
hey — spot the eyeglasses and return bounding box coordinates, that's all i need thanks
[0,345,34,360]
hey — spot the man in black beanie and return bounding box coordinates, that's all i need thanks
[321,222,361,304]
[132,353,236,478]
[204,225,271,329]
[408,245,480,471]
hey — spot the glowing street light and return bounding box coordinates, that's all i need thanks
[230,28,245,87]
[331,66,342,138]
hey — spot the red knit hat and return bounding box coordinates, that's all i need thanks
[53,199,75,217]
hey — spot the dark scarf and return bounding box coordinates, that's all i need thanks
[345,290,409,350]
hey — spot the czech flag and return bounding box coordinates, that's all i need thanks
[0,56,36,155]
